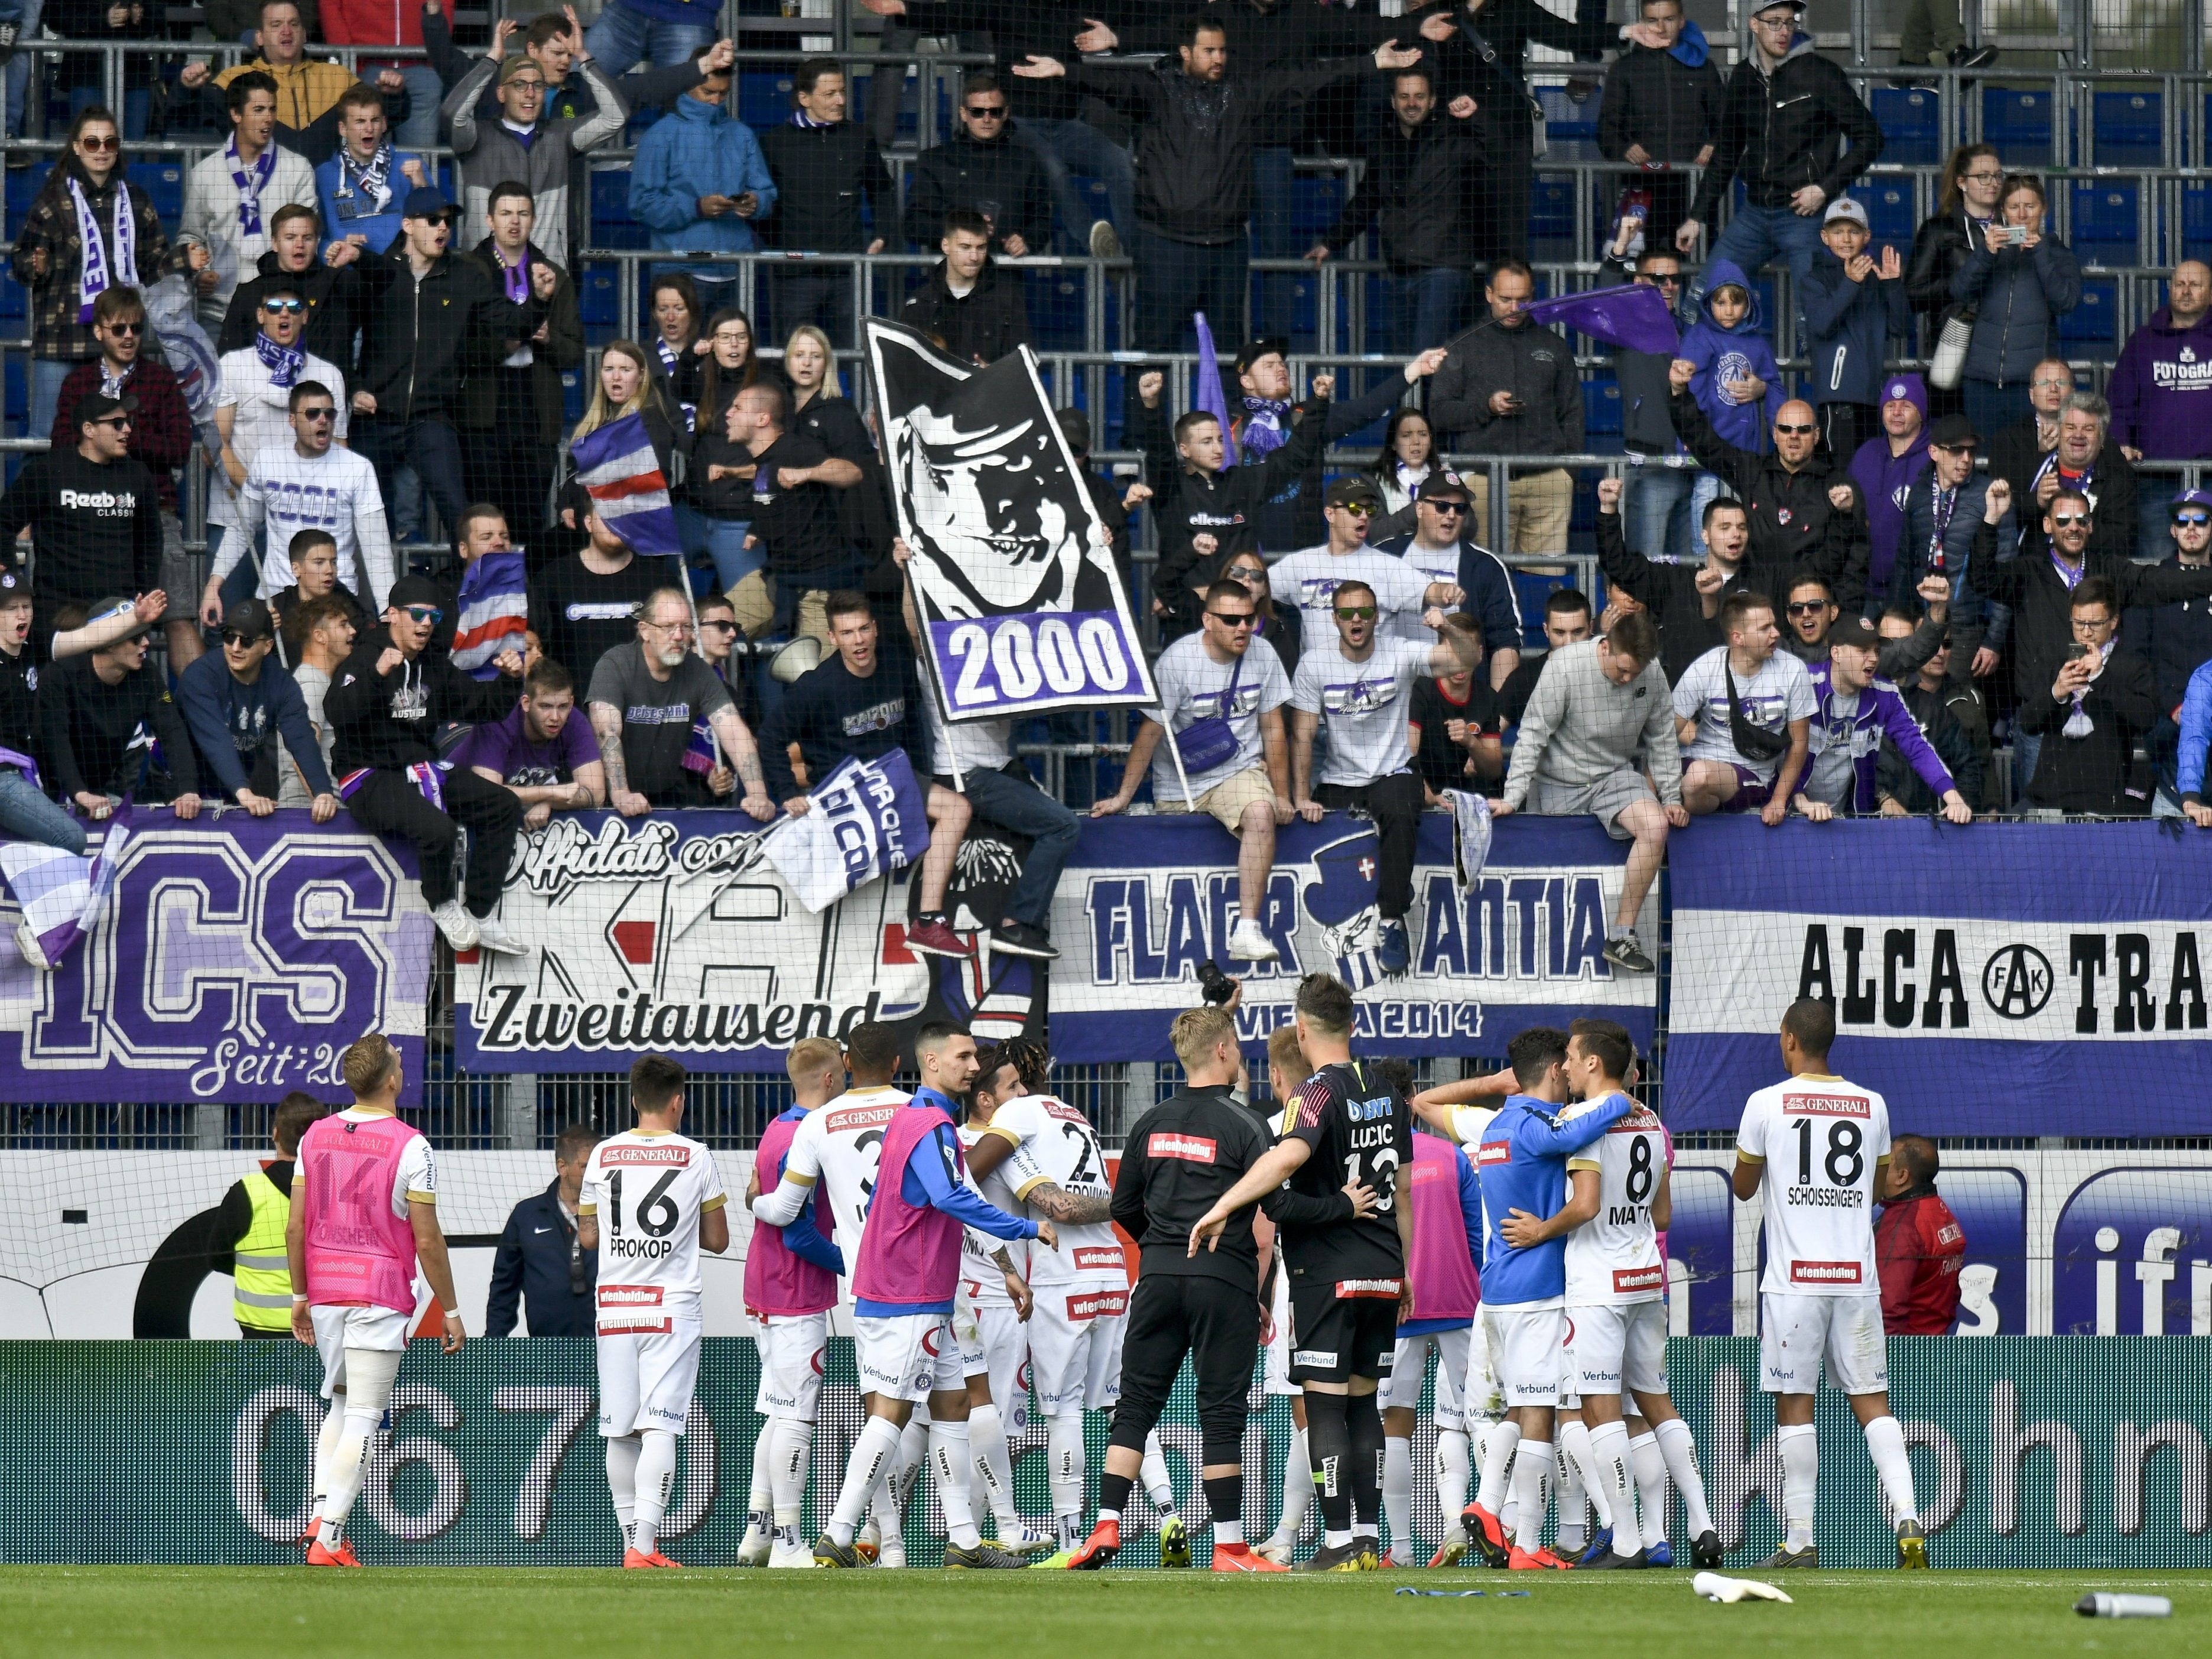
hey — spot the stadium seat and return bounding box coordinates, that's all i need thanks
[1872,87,1941,165]
[1861,179,1917,249]
[577,263,618,330]
[1512,569,1576,648]
[1984,86,2058,165]
[591,171,648,250]
[2184,182,2212,259]
[1530,176,1574,257]
[1535,83,1602,159]
[739,70,791,130]
[2059,276,2117,353]
[124,160,184,226]
[2089,89,2162,168]
[2070,181,2140,266]
[0,271,23,323]
[1292,176,1342,236]
[5,159,51,220]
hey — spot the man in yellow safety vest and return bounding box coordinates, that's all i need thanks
[215,1091,332,1335]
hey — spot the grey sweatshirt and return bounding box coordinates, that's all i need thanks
[1503,637,1682,808]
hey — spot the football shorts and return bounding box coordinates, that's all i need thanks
[1379,1326,1472,1429]
[1565,1298,1668,1397]
[310,1303,411,1401]
[1029,1277,1129,1415]
[1482,1303,1565,1408]
[856,1311,963,1404]
[598,1321,704,1436]
[1288,1277,1402,1386]
[1759,1291,1888,1396]
[752,1310,828,1420]
[954,1292,1032,1429]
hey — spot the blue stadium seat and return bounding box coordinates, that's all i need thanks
[740,70,791,130]
[0,271,24,323]
[1585,374,1622,438]
[1860,180,1917,249]
[2090,90,2162,167]
[577,263,618,330]
[1030,270,1087,351]
[2184,182,2212,258]
[1292,175,1342,236]
[2070,182,2139,265]
[1512,570,1577,649]
[5,358,24,427]
[125,161,184,226]
[590,170,647,249]
[5,160,51,219]
[561,369,584,424]
[2059,277,2116,352]
[1983,86,2057,164]
[1535,83,1602,158]
[1872,87,1941,165]
[1529,176,1574,255]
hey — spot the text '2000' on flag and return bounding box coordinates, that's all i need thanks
[865,318,1157,723]
[569,411,681,557]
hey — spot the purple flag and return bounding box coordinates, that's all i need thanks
[1191,310,1239,466]
[1522,283,1679,356]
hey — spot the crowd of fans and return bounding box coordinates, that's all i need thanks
[3,0,2211,979]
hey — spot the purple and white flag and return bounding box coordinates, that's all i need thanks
[569,412,681,557]
[0,803,132,970]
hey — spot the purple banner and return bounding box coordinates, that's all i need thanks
[0,813,433,1105]
[925,609,1148,717]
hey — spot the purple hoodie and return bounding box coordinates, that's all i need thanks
[2109,304,2212,460]
[1847,372,1932,605]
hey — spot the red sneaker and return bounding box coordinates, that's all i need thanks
[624,1547,680,1569]
[905,919,971,958]
[304,1538,360,1568]
[1211,1543,1288,1574]
[1461,1503,1511,1569]
[1065,1517,1120,1570]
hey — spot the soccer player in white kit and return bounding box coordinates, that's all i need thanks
[579,1054,730,1569]
[1734,999,1927,1570]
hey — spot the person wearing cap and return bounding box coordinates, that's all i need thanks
[0,389,163,661]
[1287,586,1483,975]
[1801,196,1909,467]
[1369,473,1522,686]
[38,596,201,822]
[225,379,394,623]
[351,186,539,547]
[1894,412,2003,687]
[1876,605,1990,813]
[1428,260,1583,557]
[1847,374,1932,613]
[324,573,530,953]
[1265,477,1462,659]
[1677,0,1883,328]
[1792,613,1970,823]
[2122,489,2212,801]
[176,596,340,821]
[441,31,626,271]
[2110,261,2212,559]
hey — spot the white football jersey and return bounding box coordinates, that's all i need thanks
[784,1085,910,1255]
[990,1093,1122,1285]
[1562,1091,1667,1307]
[579,1129,727,1331]
[1448,1104,1502,1235]
[1736,1074,1890,1297]
[959,1122,1029,1306]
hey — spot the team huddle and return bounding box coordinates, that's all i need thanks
[282,986,1929,1572]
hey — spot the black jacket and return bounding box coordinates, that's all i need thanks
[758,119,895,254]
[324,628,516,774]
[219,249,368,365]
[1070,54,1376,246]
[485,1179,596,1339]
[1597,41,1725,165]
[459,240,587,447]
[1690,37,1883,221]
[354,244,533,424]
[1416,0,1619,147]
[1123,0,1411,149]
[2017,647,2158,814]
[902,127,1054,254]
[1669,387,1870,609]
[2120,554,2212,718]
[759,650,934,801]
[41,654,199,801]
[1905,204,1982,328]
[1596,503,1747,683]
[1995,441,2139,570]
[1883,673,1992,811]
[899,258,1032,365]
[1321,104,1489,272]
[1430,318,1585,455]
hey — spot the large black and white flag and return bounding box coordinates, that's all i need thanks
[865,318,1157,722]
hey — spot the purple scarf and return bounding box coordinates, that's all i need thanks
[228,136,276,238]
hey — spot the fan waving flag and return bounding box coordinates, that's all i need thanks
[450,548,529,679]
[1192,310,1239,466]
[0,802,132,971]
[569,412,681,557]
[1522,282,1679,356]
[865,318,1158,723]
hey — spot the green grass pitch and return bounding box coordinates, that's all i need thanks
[3,1567,2204,1658]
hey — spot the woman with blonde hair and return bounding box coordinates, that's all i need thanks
[781,323,875,465]
[558,340,684,531]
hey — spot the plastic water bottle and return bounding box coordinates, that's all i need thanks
[2074,1594,2171,1619]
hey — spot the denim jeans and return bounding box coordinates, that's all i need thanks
[215,526,263,612]
[1009,117,1134,252]
[584,1,714,74]
[392,63,443,150]
[3,0,37,139]
[2137,485,2180,560]
[1388,268,1472,355]
[350,415,469,546]
[1623,463,1695,562]
[677,505,758,591]
[1136,229,1246,353]
[0,767,86,854]
[28,356,72,442]
[66,81,150,141]
[1249,145,1300,341]
[767,269,857,349]
[1690,203,1824,329]
[2010,729,2041,804]
[956,761,1082,930]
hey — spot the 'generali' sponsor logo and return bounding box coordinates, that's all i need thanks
[1782,1093,1870,1118]
[1613,1264,1665,1293]
[826,1103,901,1134]
[1067,1289,1128,1322]
[1790,1259,1864,1285]
[601,1144,690,1165]
[1148,1131,1216,1163]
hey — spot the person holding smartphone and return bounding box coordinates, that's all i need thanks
[1951,173,2081,446]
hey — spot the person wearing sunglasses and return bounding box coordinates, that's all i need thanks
[1598,234,1697,563]
[1792,614,1971,825]
[1267,476,1461,658]
[324,574,533,955]
[51,287,200,672]
[902,71,1053,259]
[0,389,163,664]
[220,203,370,366]
[1287,586,1483,975]
[2122,489,2212,801]
[176,596,340,824]
[223,381,395,632]
[1372,474,1523,687]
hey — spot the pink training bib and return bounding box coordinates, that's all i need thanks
[298,1112,423,1314]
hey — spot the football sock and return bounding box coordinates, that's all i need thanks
[876,1417,927,1544]
[1655,1418,1714,1537]
[1776,1423,1818,1551]
[1474,1420,1521,1516]
[311,1389,348,1517]
[1272,1426,1313,1544]
[1864,1415,1920,1525]
[606,1434,642,1547]
[632,1429,677,1559]
[317,1348,399,1545]
[747,1420,775,1522]
[1382,1435,1412,1561]
[1304,1391,1353,1541]
[1204,1473,1244,1546]
[1558,1417,1603,1541]
[1435,1427,1472,1524]
[771,1418,813,1534]
[828,1414,903,1547]
[1589,1419,1641,1556]
[1097,1469,1134,1524]
[1508,1440,1552,1553]
[1629,1430,1668,1544]
[1141,1430,1175,1511]
[1048,1413,1087,1542]
[930,1420,983,1551]
[968,1402,1021,1532]
[1347,1391,1385,1533]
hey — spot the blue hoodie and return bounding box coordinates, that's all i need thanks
[628,93,778,261]
[1669,18,1711,67]
[1678,258,1782,454]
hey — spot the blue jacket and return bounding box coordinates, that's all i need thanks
[1952,235,2083,388]
[1372,530,1525,659]
[314,147,424,256]
[2178,657,2212,804]
[1801,244,1910,407]
[174,652,332,801]
[855,1089,1039,1319]
[628,94,777,260]
[485,1178,596,1337]
[1475,1092,1632,1307]
[1893,472,2013,655]
[1678,258,1782,454]
[1804,658,1956,813]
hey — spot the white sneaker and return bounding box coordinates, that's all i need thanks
[997,1522,1058,1557]
[1089,219,1122,259]
[15,921,47,972]
[431,900,479,951]
[876,1537,906,1570]
[768,1538,816,1569]
[1253,1536,1295,1565]
[736,1520,772,1566]
[1227,917,1279,962]
[472,915,528,955]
